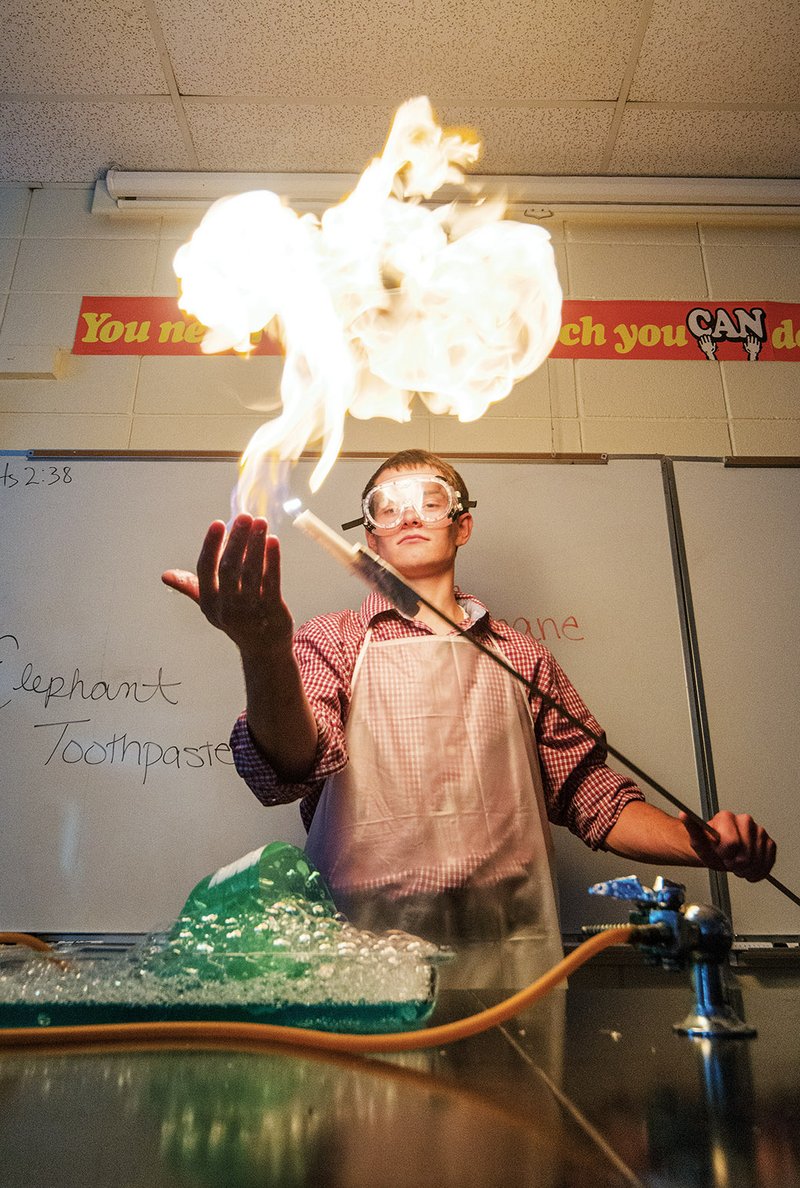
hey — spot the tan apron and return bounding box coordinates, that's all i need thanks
[305,626,563,988]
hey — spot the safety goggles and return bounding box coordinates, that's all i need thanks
[342,474,475,533]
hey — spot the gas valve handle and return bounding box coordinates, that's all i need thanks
[588,874,686,909]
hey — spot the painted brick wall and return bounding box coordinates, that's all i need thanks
[1,184,799,457]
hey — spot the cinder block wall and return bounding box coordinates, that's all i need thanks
[1,183,799,457]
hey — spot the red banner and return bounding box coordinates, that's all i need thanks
[72,296,800,361]
[72,297,281,357]
[550,300,800,361]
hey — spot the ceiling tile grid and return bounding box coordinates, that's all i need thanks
[0,0,797,182]
[155,0,420,98]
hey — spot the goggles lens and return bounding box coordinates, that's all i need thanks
[363,475,460,531]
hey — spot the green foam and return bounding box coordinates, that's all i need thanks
[0,843,444,1033]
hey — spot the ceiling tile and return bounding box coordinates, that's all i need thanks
[0,100,194,183]
[185,100,615,175]
[443,105,616,173]
[184,102,397,172]
[0,0,165,94]
[157,0,641,101]
[610,108,800,177]
[403,0,641,101]
[156,0,416,98]
[630,0,800,103]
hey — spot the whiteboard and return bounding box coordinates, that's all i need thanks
[673,461,800,938]
[0,453,712,935]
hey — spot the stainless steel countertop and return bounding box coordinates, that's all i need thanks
[1,962,798,1187]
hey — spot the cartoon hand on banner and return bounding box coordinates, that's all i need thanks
[744,334,762,361]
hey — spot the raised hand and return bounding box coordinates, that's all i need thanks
[698,334,717,360]
[744,333,762,361]
[162,514,294,656]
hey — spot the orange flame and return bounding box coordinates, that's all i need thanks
[173,97,563,512]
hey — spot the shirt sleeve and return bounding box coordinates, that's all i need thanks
[228,614,359,829]
[530,648,645,849]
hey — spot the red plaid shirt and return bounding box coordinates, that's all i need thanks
[230,589,643,848]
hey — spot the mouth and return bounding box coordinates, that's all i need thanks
[397,532,429,544]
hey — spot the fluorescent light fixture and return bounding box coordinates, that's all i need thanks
[92,170,800,218]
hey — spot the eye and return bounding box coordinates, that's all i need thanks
[423,489,448,510]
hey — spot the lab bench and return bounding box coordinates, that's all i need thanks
[1,954,798,1187]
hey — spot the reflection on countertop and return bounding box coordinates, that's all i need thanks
[1,958,799,1188]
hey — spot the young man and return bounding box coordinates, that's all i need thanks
[163,450,776,987]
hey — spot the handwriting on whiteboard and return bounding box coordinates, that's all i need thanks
[1,632,234,786]
[497,615,585,644]
[1,635,180,711]
[0,462,74,491]
[34,719,234,786]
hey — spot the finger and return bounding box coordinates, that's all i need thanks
[161,569,201,604]
[762,836,778,879]
[703,810,752,871]
[734,822,777,882]
[216,515,253,598]
[240,518,268,598]
[262,534,282,602]
[196,521,228,615]
[702,812,776,882]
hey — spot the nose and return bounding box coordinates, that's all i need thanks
[399,501,422,526]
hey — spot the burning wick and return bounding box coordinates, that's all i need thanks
[288,506,421,616]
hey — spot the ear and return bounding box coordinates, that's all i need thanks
[454,512,473,548]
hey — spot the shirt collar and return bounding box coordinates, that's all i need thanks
[359,588,492,630]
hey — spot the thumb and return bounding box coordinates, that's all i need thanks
[161,569,201,605]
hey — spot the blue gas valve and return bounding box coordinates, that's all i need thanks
[585,874,755,1039]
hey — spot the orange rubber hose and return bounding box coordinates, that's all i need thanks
[0,932,57,954]
[0,925,634,1052]
[0,932,72,970]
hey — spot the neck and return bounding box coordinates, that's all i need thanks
[404,572,464,634]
